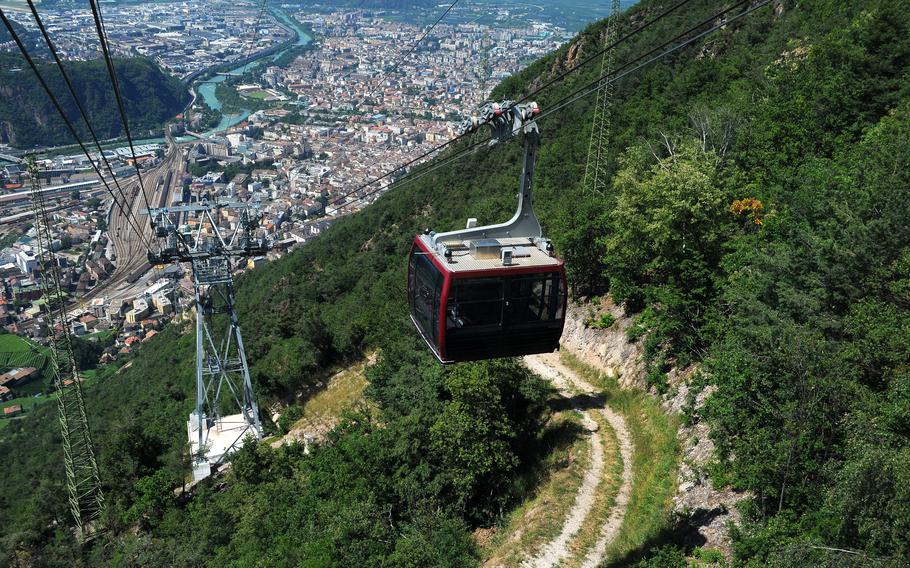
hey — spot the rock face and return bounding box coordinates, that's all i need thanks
[665,380,745,558]
[561,297,746,557]
[561,298,646,390]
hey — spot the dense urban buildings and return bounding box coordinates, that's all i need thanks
[0,0,570,395]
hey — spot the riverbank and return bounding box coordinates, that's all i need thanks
[191,8,313,135]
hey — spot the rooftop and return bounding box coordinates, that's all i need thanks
[420,236,562,274]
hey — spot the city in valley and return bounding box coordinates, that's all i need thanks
[0,0,573,405]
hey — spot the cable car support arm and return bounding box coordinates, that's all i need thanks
[429,101,550,254]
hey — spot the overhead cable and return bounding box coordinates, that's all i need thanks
[330,0,708,208]
[372,0,461,88]
[243,0,270,65]
[515,0,695,105]
[88,0,157,246]
[334,0,772,212]
[0,7,154,252]
[345,0,462,107]
[24,0,145,246]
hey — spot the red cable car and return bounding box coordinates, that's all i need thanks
[407,101,567,363]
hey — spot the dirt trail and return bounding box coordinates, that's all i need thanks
[522,352,634,568]
[522,354,604,568]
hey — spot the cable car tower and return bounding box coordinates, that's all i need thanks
[26,158,104,538]
[583,0,621,195]
[146,201,268,481]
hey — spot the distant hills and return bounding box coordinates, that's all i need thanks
[0,54,190,149]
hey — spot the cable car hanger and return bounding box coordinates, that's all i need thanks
[426,100,552,257]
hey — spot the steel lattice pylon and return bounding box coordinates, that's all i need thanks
[478,28,492,101]
[583,0,622,195]
[146,201,268,481]
[27,158,104,538]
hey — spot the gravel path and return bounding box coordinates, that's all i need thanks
[522,353,604,568]
[521,352,634,568]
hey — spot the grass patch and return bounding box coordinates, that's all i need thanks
[584,312,617,330]
[87,329,116,344]
[559,351,681,566]
[0,335,53,397]
[0,395,48,433]
[81,364,119,383]
[481,408,590,566]
[241,90,270,100]
[1,396,46,413]
[0,334,33,351]
[284,360,370,438]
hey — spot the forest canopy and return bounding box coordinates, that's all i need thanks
[0,54,189,148]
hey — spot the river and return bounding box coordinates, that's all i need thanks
[196,9,312,135]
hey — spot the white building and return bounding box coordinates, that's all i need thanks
[15,249,37,275]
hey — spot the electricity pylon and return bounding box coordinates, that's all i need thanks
[27,157,104,538]
[479,28,492,100]
[583,0,622,195]
[146,200,267,481]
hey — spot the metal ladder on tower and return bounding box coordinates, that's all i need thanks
[583,0,622,195]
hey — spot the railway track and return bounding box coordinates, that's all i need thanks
[80,133,185,302]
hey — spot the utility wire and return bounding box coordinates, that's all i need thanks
[325,1,465,202]
[24,0,148,248]
[528,0,771,124]
[515,0,695,105]
[331,134,488,210]
[328,131,466,207]
[332,0,694,207]
[0,8,154,252]
[243,0,270,66]
[334,133,490,213]
[334,0,771,212]
[373,0,460,88]
[88,0,157,249]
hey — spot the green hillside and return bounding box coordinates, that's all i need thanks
[0,54,189,148]
[1,0,909,565]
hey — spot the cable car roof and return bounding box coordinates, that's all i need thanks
[416,234,562,274]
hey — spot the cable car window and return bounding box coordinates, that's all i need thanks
[411,251,442,343]
[554,276,565,320]
[449,278,503,328]
[408,251,417,305]
[507,273,564,324]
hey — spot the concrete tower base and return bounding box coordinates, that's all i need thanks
[187,412,256,481]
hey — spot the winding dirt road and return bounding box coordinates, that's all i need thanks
[521,352,634,568]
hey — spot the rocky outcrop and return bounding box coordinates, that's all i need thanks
[561,296,746,557]
[561,298,646,390]
[665,379,745,557]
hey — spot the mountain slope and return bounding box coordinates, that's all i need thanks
[1,0,909,565]
[0,54,189,148]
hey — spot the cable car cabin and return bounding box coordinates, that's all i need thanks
[408,234,567,364]
[409,99,562,363]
